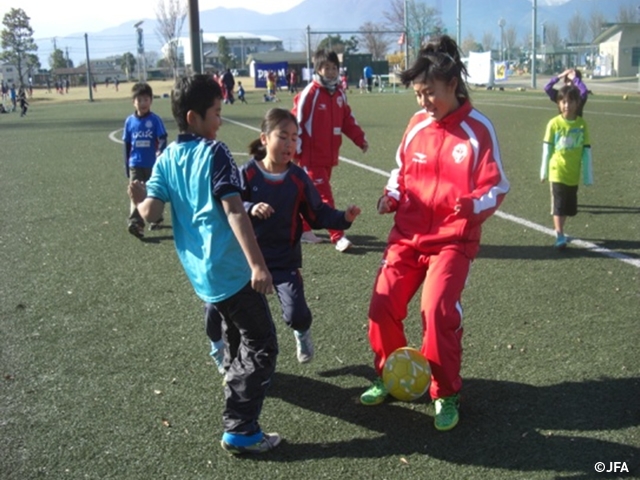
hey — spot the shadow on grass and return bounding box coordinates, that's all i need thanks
[302,234,388,255]
[141,234,174,244]
[257,367,639,477]
[579,204,640,215]
[477,243,640,261]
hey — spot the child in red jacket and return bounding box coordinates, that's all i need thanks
[359,36,510,432]
[292,49,368,252]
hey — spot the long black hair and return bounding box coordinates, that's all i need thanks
[400,35,469,100]
[248,108,298,161]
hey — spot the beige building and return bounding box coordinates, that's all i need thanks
[164,32,284,71]
[593,23,640,77]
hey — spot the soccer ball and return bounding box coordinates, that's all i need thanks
[382,347,431,402]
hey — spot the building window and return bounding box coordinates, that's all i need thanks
[632,47,640,68]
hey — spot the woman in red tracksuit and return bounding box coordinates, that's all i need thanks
[359,36,510,432]
[292,49,368,252]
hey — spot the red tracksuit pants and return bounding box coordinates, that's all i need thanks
[368,242,471,399]
[301,166,344,243]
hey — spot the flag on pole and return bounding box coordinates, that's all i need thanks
[398,32,406,45]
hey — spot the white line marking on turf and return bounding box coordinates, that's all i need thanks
[341,162,640,269]
[108,120,640,269]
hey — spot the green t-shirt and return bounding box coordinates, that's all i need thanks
[543,115,590,186]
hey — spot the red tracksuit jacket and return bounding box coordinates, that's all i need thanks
[292,80,366,168]
[384,99,510,258]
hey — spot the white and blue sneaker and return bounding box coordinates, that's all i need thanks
[209,339,225,374]
[294,329,314,363]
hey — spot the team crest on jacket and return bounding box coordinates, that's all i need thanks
[337,96,343,107]
[145,119,153,128]
[452,143,468,164]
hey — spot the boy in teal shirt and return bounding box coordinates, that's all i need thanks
[128,74,280,455]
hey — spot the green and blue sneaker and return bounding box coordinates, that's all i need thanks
[434,394,460,431]
[360,377,388,406]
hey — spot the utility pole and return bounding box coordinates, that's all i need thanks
[532,0,537,89]
[498,18,506,62]
[188,0,202,74]
[84,33,93,102]
[456,0,461,48]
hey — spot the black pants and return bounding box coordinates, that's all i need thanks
[214,283,278,436]
[205,268,311,342]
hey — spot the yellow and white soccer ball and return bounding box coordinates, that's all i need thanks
[382,347,431,402]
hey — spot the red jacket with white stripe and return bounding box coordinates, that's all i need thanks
[384,100,509,259]
[292,79,366,168]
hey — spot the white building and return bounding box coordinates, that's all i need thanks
[593,23,640,77]
[163,32,284,70]
[0,63,19,85]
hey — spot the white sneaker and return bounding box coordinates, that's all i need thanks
[335,236,353,252]
[294,329,314,363]
[301,231,325,244]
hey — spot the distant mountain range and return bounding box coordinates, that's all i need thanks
[38,0,638,66]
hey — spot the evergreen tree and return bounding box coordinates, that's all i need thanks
[1,8,38,85]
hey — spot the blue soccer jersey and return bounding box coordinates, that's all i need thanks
[146,134,251,303]
[123,112,168,168]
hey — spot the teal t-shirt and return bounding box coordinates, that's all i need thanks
[543,115,590,186]
[146,134,251,303]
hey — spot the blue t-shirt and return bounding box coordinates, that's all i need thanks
[123,112,168,168]
[146,134,251,303]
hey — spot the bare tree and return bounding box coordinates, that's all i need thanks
[359,21,393,60]
[567,12,587,43]
[460,34,481,56]
[544,22,561,48]
[384,0,443,63]
[504,26,517,61]
[481,31,494,53]
[587,10,607,42]
[145,51,160,69]
[616,4,638,23]
[155,0,187,78]
[300,29,321,56]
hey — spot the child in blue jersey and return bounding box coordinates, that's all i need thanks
[128,74,281,455]
[122,82,168,239]
[540,85,593,250]
[237,81,247,103]
[206,108,361,367]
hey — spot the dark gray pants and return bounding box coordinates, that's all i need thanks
[272,268,312,332]
[214,283,278,436]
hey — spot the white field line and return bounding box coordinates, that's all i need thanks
[108,115,640,269]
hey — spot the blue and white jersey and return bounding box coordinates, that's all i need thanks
[123,112,167,168]
[146,134,250,303]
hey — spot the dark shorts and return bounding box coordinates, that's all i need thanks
[551,182,578,216]
[129,167,153,183]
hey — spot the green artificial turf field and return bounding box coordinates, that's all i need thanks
[1,86,638,479]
